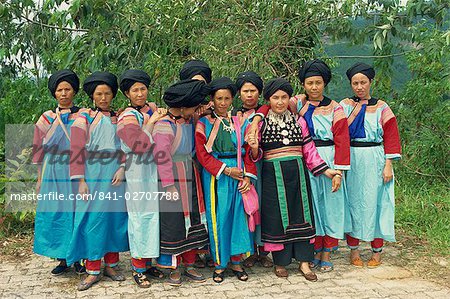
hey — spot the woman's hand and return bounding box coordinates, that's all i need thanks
[149,108,167,125]
[248,132,259,150]
[382,159,393,183]
[35,179,41,194]
[331,173,342,192]
[225,167,244,180]
[248,118,261,139]
[78,179,89,200]
[323,168,338,179]
[238,177,251,193]
[111,166,125,186]
[195,102,213,116]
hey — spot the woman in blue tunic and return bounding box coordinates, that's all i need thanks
[117,70,166,287]
[340,63,401,268]
[32,69,85,275]
[68,72,129,291]
[195,77,256,283]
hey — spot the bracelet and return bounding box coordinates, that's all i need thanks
[334,173,342,178]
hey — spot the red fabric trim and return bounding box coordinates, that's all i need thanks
[332,118,351,167]
[382,117,402,156]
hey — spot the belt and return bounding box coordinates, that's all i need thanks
[350,141,382,147]
[314,140,334,147]
[216,154,237,159]
[86,151,121,159]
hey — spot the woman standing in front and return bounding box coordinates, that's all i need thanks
[68,72,129,291]
[117,70,165,287]
[32,69,85,275]
[247,78,339,281]
[341,63,401,268]
[294,60,351,272]
[195,77,255,283]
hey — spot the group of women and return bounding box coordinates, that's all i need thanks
[32,59,401,291]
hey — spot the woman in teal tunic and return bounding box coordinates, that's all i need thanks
[32,69,85,275]
[68,72,129,291]
[195,77,256,283]
[340,63,401,268]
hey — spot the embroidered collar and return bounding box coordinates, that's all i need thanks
[94,106,116,117]
[352,96,378,106]
[53,106,80,114]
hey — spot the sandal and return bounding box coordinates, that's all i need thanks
[274,266,289,278]
[184,267,206,283]
[231,268,248,281]
[145,266,164,279]
[350,256,364,268]
[299,268,318,282]
[167,270,182,286]
[243,254,258,268]
[319,261,334,272]
[367,257,382,268]
[132,271,151,288]
[213,270,225,283]
[309,258,321,270]
[259,255,274,268]
[104,268,126,281]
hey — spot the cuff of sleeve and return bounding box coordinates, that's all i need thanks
[143,129,154,144]
[216,163,227,179]
[119,163,126,168]
[70,175,85,180]
[250,148,263,162]
[334,164,350,171]
[312,163,329,176]
[162,181,175,188]
[385,153,401,160]
[244,172,257,180]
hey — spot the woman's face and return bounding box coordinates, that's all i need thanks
[303,76,324,101]
[269,90,290,114]
[55,81,75,108]
[93,84,113,111]
[351,73,372,100]
[125,82,148,107]
[239,82,260,109]
[213,89,233,116]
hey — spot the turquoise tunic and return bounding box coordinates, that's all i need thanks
[33,109,78,261]
[340,99,400,242]
[118,108,160,258]
[66,111,129,265]
[197,116,254,269]
[296,99,352,240]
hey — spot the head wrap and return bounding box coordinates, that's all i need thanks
[263,78,293,100]
[346,63,375,81]
[163,79,212,108]
[179,60,212,83]
[298,59,332,86]
[48,69,80,98]
[235,71,264,94]
[209,77,237,98]
[119,69,151,94]
[83,71,118,98]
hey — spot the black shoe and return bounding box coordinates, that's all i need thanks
[74,262,86,274]
[51,264,69,276]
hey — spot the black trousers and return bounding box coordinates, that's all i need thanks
[272,241,314,266]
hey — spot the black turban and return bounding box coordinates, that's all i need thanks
[235,71,264,94]
[209,77,237,98]
[48,69,80,98]
[163,79,212,108]
[263,78,293,100]
[119,69,151,94]
[83,71,118,98]
[179,60,212,83]
[298,59,332,86]
[346,63,375,81]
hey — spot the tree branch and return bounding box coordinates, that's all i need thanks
[327,50,418,59]
[20,15,89,33]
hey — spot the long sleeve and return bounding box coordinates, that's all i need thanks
[332,105,351,170]
[69,114,88,180]
[298,117,329,176]
[117,111,154,154]
[195,119,227,178]
[381,104,402,160]
[152,121,175,187]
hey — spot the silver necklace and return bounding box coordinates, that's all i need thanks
[214,112,234,133]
